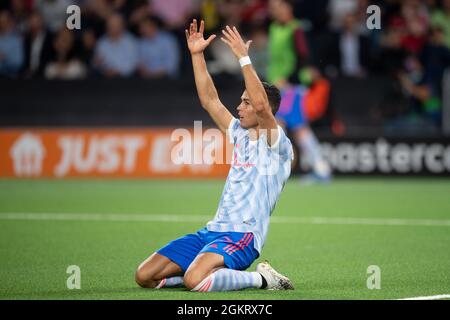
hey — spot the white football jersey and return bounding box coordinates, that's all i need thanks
[206,118,294,253]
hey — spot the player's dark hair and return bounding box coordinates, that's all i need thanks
[262,82,281,115]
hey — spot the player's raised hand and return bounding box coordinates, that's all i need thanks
[220,25,252,59]
[185,19,216,55]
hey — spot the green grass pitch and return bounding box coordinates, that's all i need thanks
[0,178,449,300]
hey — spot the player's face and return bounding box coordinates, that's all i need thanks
[237,91,258,129]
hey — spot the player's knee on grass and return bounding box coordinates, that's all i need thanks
[183,270,207,291]
[135,266,158,288]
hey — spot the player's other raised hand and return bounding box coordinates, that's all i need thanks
[185,19,216,55]
[220,25,252,59]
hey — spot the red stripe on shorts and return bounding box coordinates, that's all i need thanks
[227,233,251,254]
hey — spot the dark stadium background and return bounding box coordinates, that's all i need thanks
[1,0,449,176]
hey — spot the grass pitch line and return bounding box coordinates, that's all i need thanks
[273,216,450,227]
[397,294,450,300]
[1,212,450,227]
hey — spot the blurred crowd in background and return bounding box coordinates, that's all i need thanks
[0,0,449,131]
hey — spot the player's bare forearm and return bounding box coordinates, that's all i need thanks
[220,26,270,114]
[186,19,232,132]
[185,18,219,108]
[241,65,270,113]
[242,64,279,145]
[221,25,278,145]
[191,53,220,108]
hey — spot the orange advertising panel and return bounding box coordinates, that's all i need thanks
[0,128,233,178]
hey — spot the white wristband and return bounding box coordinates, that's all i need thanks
[239,56,252,68]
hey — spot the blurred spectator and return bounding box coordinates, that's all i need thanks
[402,0,430,24]
[22,10,53,78]
[248,25,269,80]
[34,0,72,33]
[80,0,112,37]
[83,0,146,33]
[93,13,138,77]
[379,0,427,70]
[431,0,450,49]
[0,10,24,77]
[129,2,152,29]
[421,27,450,96]
[9,0,30,34]
[207,33,242,76]
[301,66,333,124]
[200,0,222,33]
[328,0,358,31]
[267,0,310,86]
[44,28,87,80]
[79,28,97,67]
[216,0,247,30]
[150,0,198,31]
[396,0,430,55]
[0,0,449,138]
[109,0,145,19]
[294,0,329,32]
[396,54,442,129]
[332,11,370,77]
[137,16,180,79]
[241,0,270,28]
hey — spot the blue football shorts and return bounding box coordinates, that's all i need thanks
[157,227,259,272]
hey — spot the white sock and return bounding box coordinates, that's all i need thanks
[299,130,331,178]
[156,276,184,289]
[191,268,262,292]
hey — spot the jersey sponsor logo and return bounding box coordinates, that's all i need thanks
[232,143,256,168]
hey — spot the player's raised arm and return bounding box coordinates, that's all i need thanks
[186,19,233,133]
[220,26,279,146]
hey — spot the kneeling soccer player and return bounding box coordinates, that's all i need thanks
[135,19,294,292]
